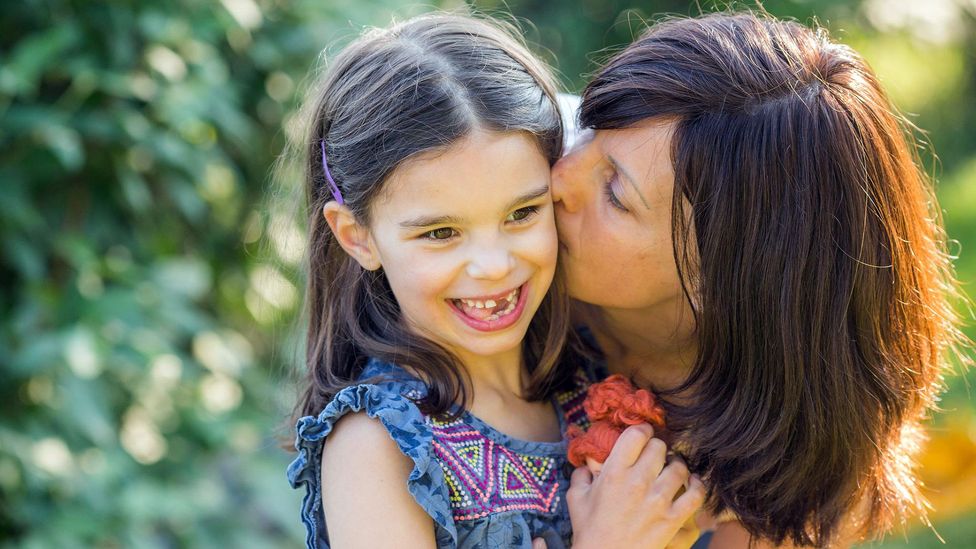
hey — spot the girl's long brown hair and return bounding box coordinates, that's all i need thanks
[292,14,576,427]
[580,11,967,547]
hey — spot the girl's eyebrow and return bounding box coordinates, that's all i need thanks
[504,184,550,212]
[399,214,463,229]
[607,155,650,209]
[398,184,550,229]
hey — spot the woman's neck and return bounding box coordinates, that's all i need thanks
[578,299,698,392]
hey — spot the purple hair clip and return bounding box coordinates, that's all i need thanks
[320,140,345,205]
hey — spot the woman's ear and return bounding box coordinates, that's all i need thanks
[322,202,381,271]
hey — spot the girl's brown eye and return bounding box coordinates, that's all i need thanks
[423,227,457,240]
[507,206,539,223]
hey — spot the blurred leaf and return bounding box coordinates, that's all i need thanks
[60,375,116,446]
[3,235,46,280]
[35,123,85,171]
[0,24,80,96]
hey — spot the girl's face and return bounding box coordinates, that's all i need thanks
[550,120,688,312]
[365,130,557,367]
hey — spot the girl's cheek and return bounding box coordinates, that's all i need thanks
[515,229,557,266]
[530,211,559,247]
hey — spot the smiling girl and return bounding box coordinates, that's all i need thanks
[285,14,704,549]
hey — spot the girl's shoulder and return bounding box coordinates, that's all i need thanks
[287,357,456,548]
[290,357,435,476]
[292,358,431,449]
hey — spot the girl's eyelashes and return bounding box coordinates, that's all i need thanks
[421,227,459,241]
[506,205,540,223]
[418,205,542,241]
[604,173,629,212]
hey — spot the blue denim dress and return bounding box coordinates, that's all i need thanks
[287,359,591,549]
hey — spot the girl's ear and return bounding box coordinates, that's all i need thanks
[322,202,382,271]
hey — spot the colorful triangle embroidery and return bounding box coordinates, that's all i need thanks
[519,455,555,484]
[454,441,485,475]
[497,453,538,499]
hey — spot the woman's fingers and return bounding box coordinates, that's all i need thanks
[570,464,593,490]
[531,538,547,549]
[565,431,708,549]
[633,435,669,481]
[648,455,690,499]
[671,474,706,518]
[567,465,593,510]
[601,423,654,471]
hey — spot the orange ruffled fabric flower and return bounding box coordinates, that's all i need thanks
[566,375,666,468]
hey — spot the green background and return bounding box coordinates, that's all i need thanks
[2,0,974,546]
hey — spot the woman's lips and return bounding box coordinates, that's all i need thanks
[447,283,529,332]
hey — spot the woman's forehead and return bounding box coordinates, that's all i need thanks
[596,119,676,154]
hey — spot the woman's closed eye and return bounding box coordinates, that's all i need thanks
[604,172,629,212]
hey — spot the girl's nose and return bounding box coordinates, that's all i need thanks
[465,247,516,281]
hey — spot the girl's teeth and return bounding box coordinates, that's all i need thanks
[454,286,521,320]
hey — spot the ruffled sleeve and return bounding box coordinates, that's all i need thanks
[286,382,457,548]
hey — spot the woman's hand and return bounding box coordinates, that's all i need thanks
[567,423,705,549]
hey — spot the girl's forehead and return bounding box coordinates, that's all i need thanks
[373,131,551,219]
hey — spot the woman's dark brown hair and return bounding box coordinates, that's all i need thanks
[580,11,967,547]
[292,14,575,426]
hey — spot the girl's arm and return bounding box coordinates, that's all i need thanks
[567,424,706,549]
[320,412,437,549]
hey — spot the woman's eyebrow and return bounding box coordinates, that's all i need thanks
[607,155,650,209]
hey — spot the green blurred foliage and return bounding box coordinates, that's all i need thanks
[1,0,973,547]
[0,0,413,545]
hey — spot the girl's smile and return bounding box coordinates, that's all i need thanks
[447,282,529,331]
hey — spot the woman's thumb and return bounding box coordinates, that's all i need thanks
[532,538,548,549]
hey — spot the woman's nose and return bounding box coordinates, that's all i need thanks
[465,246,516,281]
[551,154,581,213]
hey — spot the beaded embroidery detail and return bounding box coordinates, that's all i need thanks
[556,369,592,432]
[429,373,591,522]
